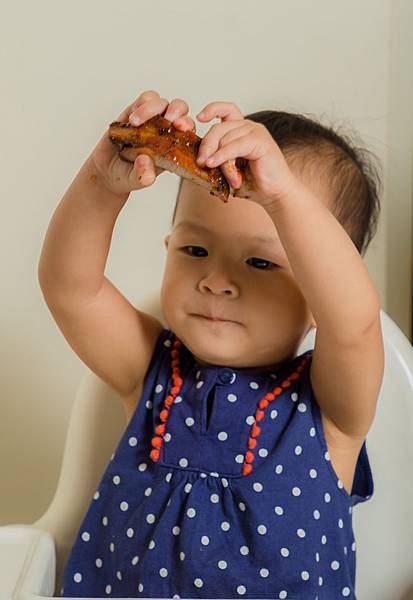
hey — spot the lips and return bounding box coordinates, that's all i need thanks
[195,314,236,323]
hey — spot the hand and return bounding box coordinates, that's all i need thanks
[196,101,298,208]
[88,90,197,197]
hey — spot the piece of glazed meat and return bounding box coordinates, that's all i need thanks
[108,115,254,202]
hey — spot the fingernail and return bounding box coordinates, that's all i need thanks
[130,114,140,125]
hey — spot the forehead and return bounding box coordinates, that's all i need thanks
[173,180,282,246]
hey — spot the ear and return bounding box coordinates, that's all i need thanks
[164,235,170,250]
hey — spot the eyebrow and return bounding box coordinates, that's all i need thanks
[174,220,277,245]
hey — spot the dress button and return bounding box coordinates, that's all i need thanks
[217,369,236,385]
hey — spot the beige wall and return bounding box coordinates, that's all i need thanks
[0,0,410,525]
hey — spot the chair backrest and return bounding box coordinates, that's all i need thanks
[33,300,413,599]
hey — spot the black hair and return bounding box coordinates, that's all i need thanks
[172,110,382,256]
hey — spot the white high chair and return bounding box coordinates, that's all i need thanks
[1,294,413,600]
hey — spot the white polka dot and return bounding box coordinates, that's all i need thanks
[309,468,318,479]
[274,505,284,516]
[180,552,185,561]
[93,491,100,500]
[120,501,129,511]
[325,451,331,461]
[187,508,196,518]
[321,534,327,544]
[210,493,219,503]
[235,454,244,463]
[164,433,171,442]
[96,558,103,567]
[257,524,267,535]
[218,431,228,441]
[109,542,115,552]
[144,487,152,496]
[165,472,172,482]
[200,472,207,478]
[270,409,278,419]
[145,400,152,409]
[218,560,227,569]
[331,560,340,570]
[221,521,230,531]
[253,482,263,492]
[298,402,307,412]
[159,567,168,577]
[155,384,163,393]
[184,483,192,493]
[249,381,259,389]
[128,436,138,446]
[237,585,247,595]
[301,571,310,581]
[131,556,139,565]
[138,583,144,592]
[172,526,180,535]
[138,462,147,472]
[240,545,249,555]
[81,531,90,541]
[338,518,344,528]
[201,536,209,545]
[194,578,203,588]
[105,584,112,594]
[73,572,82,583]
[146,513,155,524]
[313,509,321,520]
[280,547,290,557]
[102,516,108,526]
[126,528,134,538]
[294,445,302,455]
[297,528,306,538]
[315,552,320,562]
[185,417,195,427]
[324,492,331,503]
[292,486,301,496]
[179,457,188,467]
[258,448,268,457]
[246,415,255,425]
[342,587,351,597]
[275,464,283,474]
[337,479,344,489]
[260,568,269,577]
[279,592,288,599]
[221,478,229,487]
[309,426,316,436]
[196,380,204,389]
[113,475,120,485]
[227,393,237,402]
[116,571,122,580]
[238,501,246,511]
[174,395,183,403]
[148,540,155,549]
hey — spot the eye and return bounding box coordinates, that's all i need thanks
[246,257,279,270]
[181,245,207,257]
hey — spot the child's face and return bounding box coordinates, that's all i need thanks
[160,179,316,370]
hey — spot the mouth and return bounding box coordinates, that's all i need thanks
[193,314,237,324]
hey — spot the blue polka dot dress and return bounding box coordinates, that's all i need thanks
[61,327,373,599]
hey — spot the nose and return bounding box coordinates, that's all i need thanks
[199,271,239,296]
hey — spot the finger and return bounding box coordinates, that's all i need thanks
[163,98,190,122]
[196,120,244,165]
[203,133,253,168]
[129,96,169,126]
[115,90,161,122]
[221,159,243,190]
[132,153,157,187]
[196,101,244,123]
[172,115,196,132]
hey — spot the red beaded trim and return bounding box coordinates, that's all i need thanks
[149,337,183,462]
[242,352,312,475]
[149,334,312,477]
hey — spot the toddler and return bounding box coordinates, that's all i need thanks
[38,90,384,599]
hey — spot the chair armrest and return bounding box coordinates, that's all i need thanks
[0,525,55,600]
